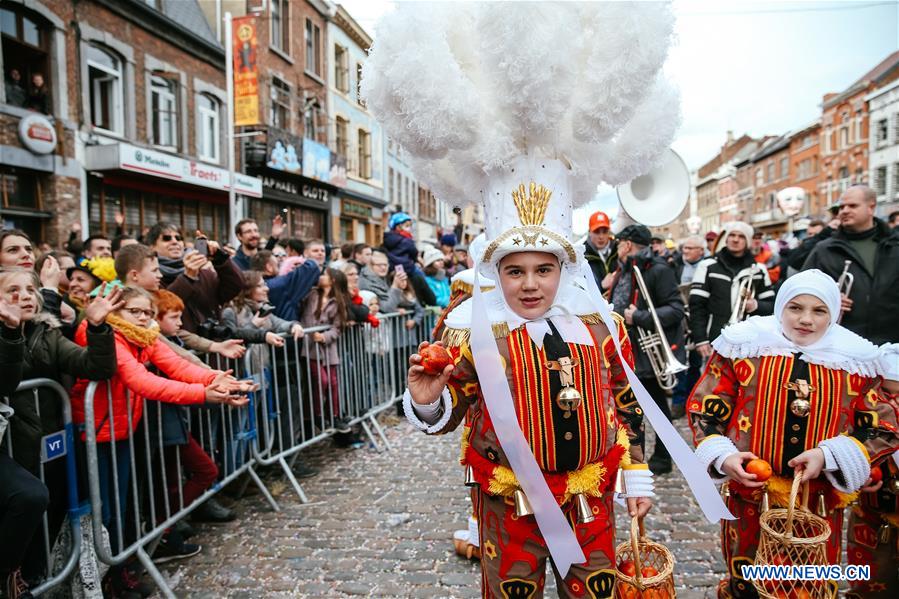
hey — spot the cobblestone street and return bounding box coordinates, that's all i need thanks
[159,415,725,598]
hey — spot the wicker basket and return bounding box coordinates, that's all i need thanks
[614,516,676,599]
[753,470,834,599]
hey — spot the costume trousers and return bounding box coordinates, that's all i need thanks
[846,506,899,598]
[717,491,842,599]
[474,488,617,599]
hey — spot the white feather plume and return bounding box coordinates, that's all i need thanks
[361,1,680,208]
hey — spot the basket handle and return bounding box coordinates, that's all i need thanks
[629,516,646,589]
[784,468,805,539]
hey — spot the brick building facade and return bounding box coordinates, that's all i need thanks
[0,0,265,246]
[820,51,899,208]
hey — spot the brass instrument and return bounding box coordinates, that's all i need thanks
[729,264,760,325]
[836,260,854,324]
[632,264,688,390]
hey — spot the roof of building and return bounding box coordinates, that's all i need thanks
[751,134,791,162]
[161,0,220,48]
[823,50,899,109]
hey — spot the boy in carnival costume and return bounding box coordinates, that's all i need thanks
[846,343,899,599]
[688,270,899,599]
[362,3,732,597]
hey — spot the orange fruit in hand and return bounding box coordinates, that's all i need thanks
[641,566,659,578]
[745,458,773,482]
[419,344,453,375]
[870,467,883,483]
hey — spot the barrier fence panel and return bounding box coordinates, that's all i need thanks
[1,307,441,597]
[81,377,264,599]
[2,378,84,597]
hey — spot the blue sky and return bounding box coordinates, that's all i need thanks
[342,0,899,231]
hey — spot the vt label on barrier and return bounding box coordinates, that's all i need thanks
[41,430,66,463]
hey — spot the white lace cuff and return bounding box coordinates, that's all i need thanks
[403,387,453,433]
[695,435,738,484]
[818,435,870,494]
[618,466,655,498]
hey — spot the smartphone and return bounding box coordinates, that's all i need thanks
[194,237,209,257]
[395,264,405,275]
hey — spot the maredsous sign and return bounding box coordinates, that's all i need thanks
[117,142,262,197]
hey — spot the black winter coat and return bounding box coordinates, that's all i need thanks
[801,219,899,344]
[688,249,775,346]
[613,250,686,379]
[1,316,116,474]
[584,240,617,289]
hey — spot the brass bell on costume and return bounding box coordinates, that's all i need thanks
[816,492,828,518]
[513,489,533,518]
[759,489,770,514]
[556,385,582,413]
[464,465,478,487]
[888,477,899,495]
[720,482,731,499]
[789,397,811,418]
[574,493,595,524]
[878,523,892,545]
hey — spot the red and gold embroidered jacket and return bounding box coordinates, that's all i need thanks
[434,314,643,503]
[688,352,899,507]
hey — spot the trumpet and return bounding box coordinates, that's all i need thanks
[729,264,760,325]
[836,260,854,324]
[632,264,688,390]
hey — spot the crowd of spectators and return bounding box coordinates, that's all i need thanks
[0,210,467,598]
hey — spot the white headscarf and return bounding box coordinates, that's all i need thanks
[712,269,879,376]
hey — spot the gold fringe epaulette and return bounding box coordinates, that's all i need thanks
[442,313,606,347]
[450,279,474,296]
[764,474,858,509]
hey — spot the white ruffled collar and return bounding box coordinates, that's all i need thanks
[443,282,597,334]
[711,315,880,377]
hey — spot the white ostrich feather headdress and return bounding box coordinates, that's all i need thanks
[361,1,680,277]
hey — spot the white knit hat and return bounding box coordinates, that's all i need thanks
[358,290,378,305]
[422,246,445,268]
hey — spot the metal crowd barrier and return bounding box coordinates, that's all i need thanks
[3,307,442,598]
[2,378,85,597]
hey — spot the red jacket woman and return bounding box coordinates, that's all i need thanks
[70,295,224,442]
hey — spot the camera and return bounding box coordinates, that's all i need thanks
[197,319,236,341]
[258,303,276,318]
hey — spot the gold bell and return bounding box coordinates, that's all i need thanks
[759,489,770,514]
[889,477,899,495]
[513,489,533,518]
[720,482,731,499]
[464,465,478,487]
[790,397,811,418]
[879,523,892,545]
[816,492,828,518]
[556,386,582,412]
[575,493,595,524]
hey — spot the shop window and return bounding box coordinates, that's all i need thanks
[271,0,289,54]
[197,93,220,163]
[0,168,39,209]
[291,206,324,242]
[335,45,349,93]
[305,19,321,76]
[357,128,371,179]
[87,44,124,134]
[335,116,348,159]
[270,77,290,129]
[1,5,51,113]
[150,74,179,149]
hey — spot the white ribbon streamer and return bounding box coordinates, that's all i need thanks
[469,270,586,577]
[578,261,735,522]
